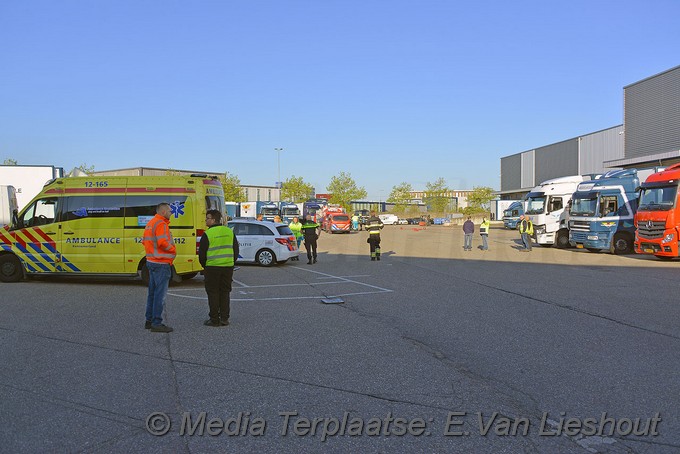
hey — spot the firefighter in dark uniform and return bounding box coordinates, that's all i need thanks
[366,212,384,261]
[301,215,320,264]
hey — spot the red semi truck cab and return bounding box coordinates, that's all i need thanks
[634,164,680,258]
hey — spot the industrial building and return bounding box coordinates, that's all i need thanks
[500,64,680,200]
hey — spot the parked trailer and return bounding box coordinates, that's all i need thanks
[569,168,661,254]
[0,185,19,226]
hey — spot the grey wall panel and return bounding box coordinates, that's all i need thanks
[579,125,624,174]
[625,66,680,159]
[535,139,579,183]
[521,150,535,188]
[501,154,521,192]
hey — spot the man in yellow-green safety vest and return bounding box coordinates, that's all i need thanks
[518,215,534,252]
[199,209,240,327]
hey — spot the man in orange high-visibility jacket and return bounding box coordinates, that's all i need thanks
[142,203,177,333]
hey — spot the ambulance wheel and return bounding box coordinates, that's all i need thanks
[140,263,150,286]
[256,249,275,267]
[0,254,23,282]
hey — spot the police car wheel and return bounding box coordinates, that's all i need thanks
[256,249,275,267]
[0,254,23,283]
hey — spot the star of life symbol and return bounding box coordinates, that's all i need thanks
[170,201,185,219]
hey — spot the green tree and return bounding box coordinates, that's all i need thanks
[220,171,245,202]
[77,163,95,175]
[466,186,496,212]
[424,177,450,213]
[281,175,314,202]
[3,158,18,165]
[387,182,413,214]
[326,172,367,212]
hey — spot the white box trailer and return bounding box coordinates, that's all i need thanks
[0,165,64,210]
[0,185,18,226]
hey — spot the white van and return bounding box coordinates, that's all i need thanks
[378,214,399,225]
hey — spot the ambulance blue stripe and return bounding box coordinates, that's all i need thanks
[61,257,81,272]
[24,261,38,273]
[42,242,58,254]
[27,243,55,264]
[15,243,51,272]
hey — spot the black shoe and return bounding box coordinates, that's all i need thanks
[150,324,173,333]
[220,320,230,326]
[376,256,380,261]
[145,321,152,329]
[371,257,376,261]
[307,260,312,265]
[313,258,317,263]
[204,320,221,327]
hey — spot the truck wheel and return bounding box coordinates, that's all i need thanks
[0,254,23,282]
[611,233,632,255]
[555,230,570,249]
[256,249,275,266]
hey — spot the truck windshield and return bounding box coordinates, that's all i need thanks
[503,209,519,217]
[525,196,546,215]
[570,196,598,216]
[638,186,677,211]
[282,208,300,215]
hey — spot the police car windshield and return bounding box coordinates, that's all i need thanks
[638,186,677,211]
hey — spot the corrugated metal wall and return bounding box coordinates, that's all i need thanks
[501,154,521,192]
[578,125,624,174]
[521,150,534,188]
[535,139,579,183]
[625,66,680,159]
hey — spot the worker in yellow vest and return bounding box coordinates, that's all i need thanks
[518,215,534,251]
[199,209,239,326]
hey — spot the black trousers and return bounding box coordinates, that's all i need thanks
[304,238,317,260]
[204,266,234,322]
[369,235,381,256]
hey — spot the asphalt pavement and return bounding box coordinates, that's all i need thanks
[1,224,678,453]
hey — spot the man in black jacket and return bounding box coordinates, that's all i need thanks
[301,215,320,264]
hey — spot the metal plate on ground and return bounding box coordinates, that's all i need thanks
[321,297,345,304]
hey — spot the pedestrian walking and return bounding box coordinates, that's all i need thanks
[351,213,360,231]
[288,216,303,261]
[366,212,384,260]
[301,215,320,264]
[198,209,239,327]
[480,217,490,250]
[518,215,534,251]
[142,203,177,333]
[462,217,474,251]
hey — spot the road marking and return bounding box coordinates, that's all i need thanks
[168,267,392,302]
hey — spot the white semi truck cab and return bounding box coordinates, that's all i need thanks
[525,175,584,248]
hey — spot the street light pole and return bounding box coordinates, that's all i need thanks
[274,148,284,189]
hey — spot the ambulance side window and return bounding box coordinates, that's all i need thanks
[16,198,59,229]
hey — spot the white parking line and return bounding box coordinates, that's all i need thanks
[167,267,392,302]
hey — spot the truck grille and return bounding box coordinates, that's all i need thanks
[637,221,666,239]
[570,220,590,232]
[571,231,588,241]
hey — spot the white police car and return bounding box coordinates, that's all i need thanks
[227,219,299,266]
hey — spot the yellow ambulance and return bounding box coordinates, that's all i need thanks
[0,175,224,283]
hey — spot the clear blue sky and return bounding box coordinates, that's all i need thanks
[1,1,678,200]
